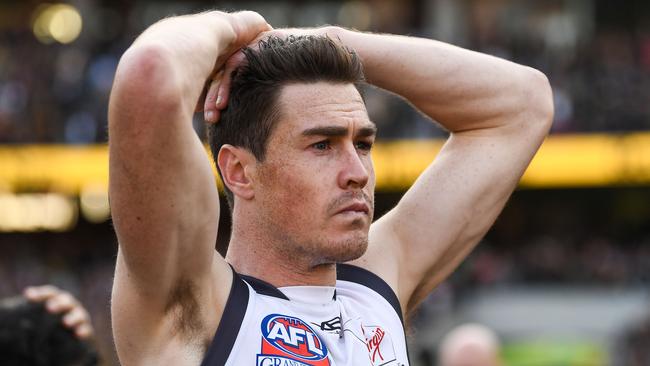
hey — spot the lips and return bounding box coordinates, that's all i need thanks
[336,202,369,215]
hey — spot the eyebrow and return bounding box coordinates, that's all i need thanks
[301,124,377,138]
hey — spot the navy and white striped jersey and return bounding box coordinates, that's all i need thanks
[201,264,410,366]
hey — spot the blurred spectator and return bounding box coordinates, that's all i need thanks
[619,315,650,366]
[0,285,98,365]
[438,323,502,366]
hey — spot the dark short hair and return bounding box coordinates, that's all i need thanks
[207,35,365,210]
[0,296,98,366]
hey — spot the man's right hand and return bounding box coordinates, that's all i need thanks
[202,26,340,123]
[202,11,271,122]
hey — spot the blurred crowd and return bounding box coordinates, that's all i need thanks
[2,0,650,143]
[451,187,650,289]
[454,234,650,288]
[3,226,648,366]
[0,189,647,365]
[462,1,650,133]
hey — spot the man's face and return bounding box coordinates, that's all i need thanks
[253,82,376,265]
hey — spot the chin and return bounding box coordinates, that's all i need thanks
[319,232,369,264]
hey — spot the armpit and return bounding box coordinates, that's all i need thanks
[165,278,204,340]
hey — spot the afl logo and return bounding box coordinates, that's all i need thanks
[260,314,329,363]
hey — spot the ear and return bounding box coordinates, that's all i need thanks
[217,145,256,201]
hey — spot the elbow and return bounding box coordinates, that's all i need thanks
[120,41,179,79]
[115,43,182,99]
[109,44,184,126]
[519,67,554,136]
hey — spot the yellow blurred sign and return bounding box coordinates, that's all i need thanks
[0,145,108,194]
[1,133,650,194]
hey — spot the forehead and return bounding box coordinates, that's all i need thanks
[276,82,372,134]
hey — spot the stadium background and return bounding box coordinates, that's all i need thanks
[1,0,649,365]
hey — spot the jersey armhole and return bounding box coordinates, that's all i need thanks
[200,267,250,366]
[336,263,404,326]
[337,264,413,365]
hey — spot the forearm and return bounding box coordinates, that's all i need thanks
[334,27,552,133]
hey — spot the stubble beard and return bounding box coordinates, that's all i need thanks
[261,189,375,268]
[308,193,375,266]
[268,225,370,268]
[312,233,369,266]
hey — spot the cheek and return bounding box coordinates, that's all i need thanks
[259,161,326,218]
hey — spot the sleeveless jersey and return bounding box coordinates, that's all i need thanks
[201,264,411,366]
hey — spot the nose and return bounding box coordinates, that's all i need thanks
[337,145,369,190]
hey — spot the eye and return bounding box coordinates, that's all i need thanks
[355,141,373,151]
[312,140,331,150]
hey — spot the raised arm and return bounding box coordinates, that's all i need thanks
[334,28,554,315]
[108,11,268,364]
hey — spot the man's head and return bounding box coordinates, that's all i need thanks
[0,296,98,366]
[438,323,502,366]
[208,35,375,265]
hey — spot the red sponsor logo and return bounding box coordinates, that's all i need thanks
[366,327,386,362]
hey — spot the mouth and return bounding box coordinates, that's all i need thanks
[336,202,370,216]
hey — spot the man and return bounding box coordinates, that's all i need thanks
[438,323,502,366]
[108,10,552,366]
[0,285,97,365]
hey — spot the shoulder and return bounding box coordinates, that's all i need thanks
[336,263,405,326]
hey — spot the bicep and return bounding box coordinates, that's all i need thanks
[397,132,528,298]
[108,90,230,359]
[363,124,548,313]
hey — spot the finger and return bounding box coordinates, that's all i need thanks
[216,52,244,110]
[204,77,221,123]
[23,285,61,302]
[216,77,230,110]
[46,292,77,314]
[62,307,90,329]
[75,323,94,340]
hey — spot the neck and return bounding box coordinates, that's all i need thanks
[225,208,337,288]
